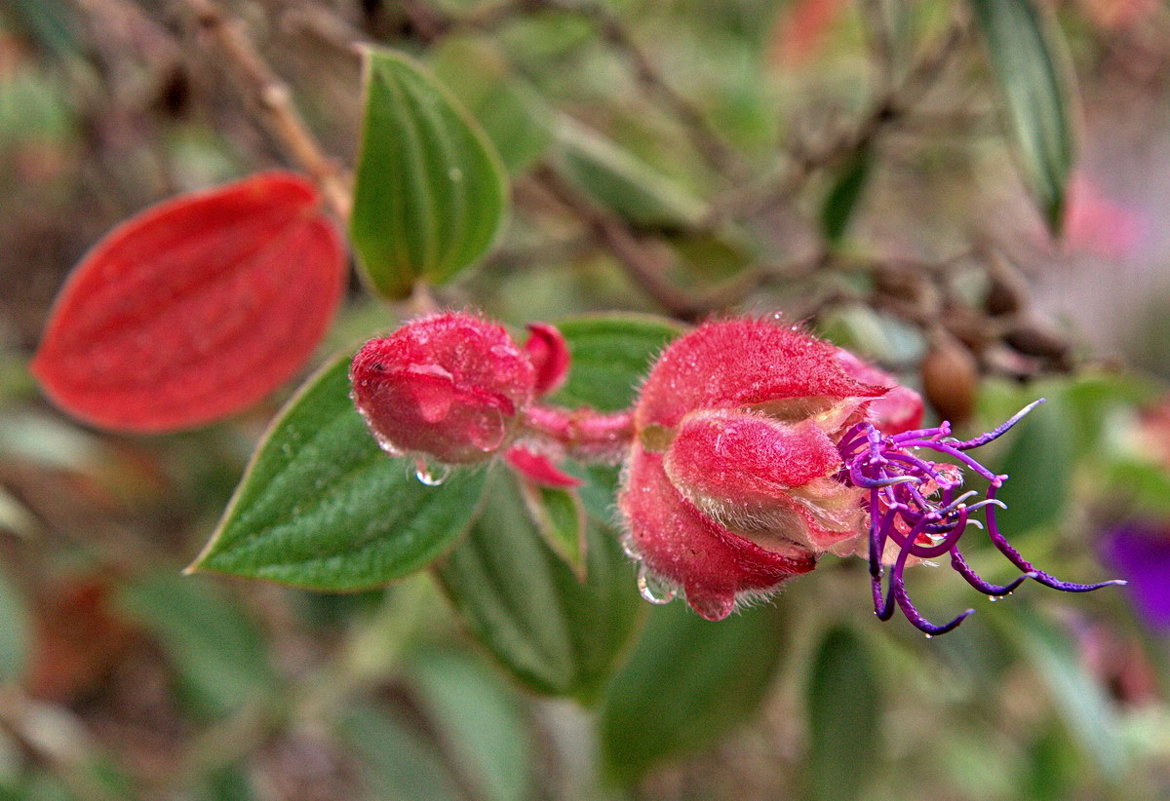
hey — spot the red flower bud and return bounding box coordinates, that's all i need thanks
[619,318,889,620]
[350,312,536,463]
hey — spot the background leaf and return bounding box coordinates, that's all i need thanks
[970,0,1075,231]
[805,626,881,801]
[551,314,684,412]
[994,604,1127,779]
[340,704,467,801]
[599,602,789,785]
[435,470,639,701]
[191,351,488,590]
[821,144,873,245]
[350,49,509,299]
[117,573,275,717]
[407,649,535,801]
[31,172,345,432]
[554,119,708,231]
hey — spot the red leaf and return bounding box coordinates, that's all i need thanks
[32,172,346,432]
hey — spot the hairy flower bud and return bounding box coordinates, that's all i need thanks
[619,318,890,620]
[350,312,537,463]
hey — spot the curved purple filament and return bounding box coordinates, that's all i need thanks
[841,399,1123,636]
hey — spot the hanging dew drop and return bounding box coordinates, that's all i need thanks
[412,456,451,486]
[636,563,676,604]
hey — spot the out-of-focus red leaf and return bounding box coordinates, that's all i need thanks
[32,172,346,432]
[24,577,140,703]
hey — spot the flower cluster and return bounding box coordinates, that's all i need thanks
[351,312,1120,634]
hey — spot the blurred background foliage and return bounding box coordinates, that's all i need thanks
[3,0,1170,799]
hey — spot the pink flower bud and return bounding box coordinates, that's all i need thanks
[619,318,887,620]
[350,312,536,463]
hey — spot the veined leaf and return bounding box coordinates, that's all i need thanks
[351,49,509,298]
[435,470,639,701]
[190,351,488,590]
[970,0,1075,231]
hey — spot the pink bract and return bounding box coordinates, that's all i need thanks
[619,318,902,621]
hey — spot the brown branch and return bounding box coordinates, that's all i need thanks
[531,0,750,181]
[181,0,352,221]
[713,12,971,225]
[531,165,736,320]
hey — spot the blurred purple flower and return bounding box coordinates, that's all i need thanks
[1101,522,1170,631]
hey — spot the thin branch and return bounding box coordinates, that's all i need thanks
[712,11,971,224]
[530,0,750,181]
[181,0,352,221]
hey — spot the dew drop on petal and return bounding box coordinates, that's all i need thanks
[409,372,455,424]
[467,409,506,453]
[636,563,677,604]
[412,456,451,486]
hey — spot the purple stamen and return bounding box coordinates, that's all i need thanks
[840,400,1122,636]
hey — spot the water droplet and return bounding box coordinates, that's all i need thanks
[412,456,451,486]
[467,409,506,453]
[408,371,455,423]
[924,633,934,639]
[448,167,463,182]
[636,563,676,604]
[989,595,1003,602]
[620,538,640,560]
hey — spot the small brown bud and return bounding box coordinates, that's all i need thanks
[921,333,979,424]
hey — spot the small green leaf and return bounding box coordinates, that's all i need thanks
[555,119,708,231]
[821,145,873,245]
[600,602,788,785]
[435,470,639,701]
[552,314,685,412]
[970,0,1075,231]
[519,482,588,581]
[805,626,881,801]
[351,48,509,298]
[190,351,488,590]
[117,574,275,716]
[408,649,535,801]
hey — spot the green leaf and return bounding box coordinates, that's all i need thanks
[408,649,534,801]
[435,470,639,701]
[805,626,881,801]
[117,574,275,716]
[821,145,873,245]
[190,351,488,590]
[600,602,788,785]
[340,704,466,801]
[970,0,1075,231]
[351,48,509,299]
[552,314,685,412]
[555,119,708,231]
[994,393,1074,536]
[430,36,553,175]
[519,482,588,580]
[994,604,1126,779]
[0,561,28,683]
